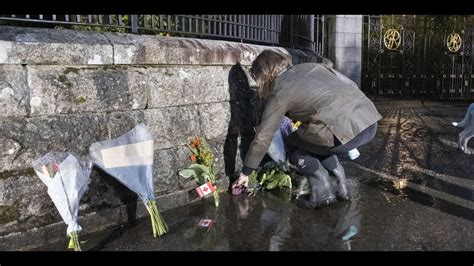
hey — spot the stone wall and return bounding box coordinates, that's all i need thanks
[0,26,321,250]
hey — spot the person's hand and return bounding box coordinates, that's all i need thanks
[232,173,249,188]
[231,173,249,196]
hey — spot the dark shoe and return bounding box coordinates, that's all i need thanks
[289,149,337,208]
[322,156,350,201]
[297,162,337,208]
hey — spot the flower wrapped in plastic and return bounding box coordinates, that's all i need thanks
[89,123,168,237]
[32,152,92,251]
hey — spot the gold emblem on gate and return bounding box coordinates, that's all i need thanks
[447,32,462,53]
[383,29,401,50]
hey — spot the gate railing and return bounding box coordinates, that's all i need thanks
[362,15,474,100]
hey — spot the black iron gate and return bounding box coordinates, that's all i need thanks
[362,15,474,100]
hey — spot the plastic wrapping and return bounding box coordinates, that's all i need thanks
[267,116,294,166]
[32,151,92,251]
[89,123,168,237]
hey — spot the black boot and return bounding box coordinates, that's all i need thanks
[290,150,337,208]
[321,155,350,201]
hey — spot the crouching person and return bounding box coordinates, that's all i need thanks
[231,50,382,209]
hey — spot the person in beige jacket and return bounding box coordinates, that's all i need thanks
[232,50,382,208]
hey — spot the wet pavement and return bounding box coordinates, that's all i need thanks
[34,101,473,251]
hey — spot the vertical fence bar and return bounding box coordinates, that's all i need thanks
[211,15,214,35]
[252,15,255,40]
[131,15,137,33]
[159,15,163,31]
[201,15,205,35]
[174,15,178,32]
[168,15,171,32]
[310,15,315,52]
[235,15,238,37]
[195,15,199,34]
[246,15,249,40]
[237,15,241,40]
[272,15,276,44]
[188,16,192,34]
[316,16,320,53]
[242,15,245,40]
[228,15,232,37]
[218,15,221,36]
[182,16,185,33]
[223,15,227,36]
[290,15,294,48]
[321,15,324,54]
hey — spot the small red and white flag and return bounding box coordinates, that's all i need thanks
[195,181,216,198]
[197,218,215,228]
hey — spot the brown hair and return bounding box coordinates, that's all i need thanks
[250,50,293,99]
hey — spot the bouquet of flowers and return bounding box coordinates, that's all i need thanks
[179,137,220,207]
[233,116,298,196]
[246,161,292,196]
[32,152,92,251]
[89,123,168,237]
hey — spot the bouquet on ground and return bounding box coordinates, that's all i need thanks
[179,137,220,207]
[89,123,168,237]
[245,161,292,196]
[32,152,92,251]
[233,116,298,196]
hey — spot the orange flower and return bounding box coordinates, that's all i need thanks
[191,137,201,148]
[190,154,197,162]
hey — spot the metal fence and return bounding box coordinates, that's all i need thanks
[362,15,474,100]
[0,15,326,55]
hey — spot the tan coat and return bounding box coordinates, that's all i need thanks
[243,63,382,170]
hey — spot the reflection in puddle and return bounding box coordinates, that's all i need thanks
[392,178,408,190]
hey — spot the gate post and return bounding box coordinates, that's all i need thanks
[327,15,363,88]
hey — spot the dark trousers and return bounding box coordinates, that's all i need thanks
[286,122,378,161]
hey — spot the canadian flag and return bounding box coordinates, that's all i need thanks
[195,181,216,198]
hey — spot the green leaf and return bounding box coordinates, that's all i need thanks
[278,175,292,188]
[188,164,211,174]
[178,169,197,179]
[265,179,280,190]
[259,173,267,185]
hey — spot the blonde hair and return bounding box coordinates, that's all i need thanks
[250,50,293,99]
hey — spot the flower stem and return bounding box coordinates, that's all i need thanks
[146,200,168,237]
[68,231,81,251]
